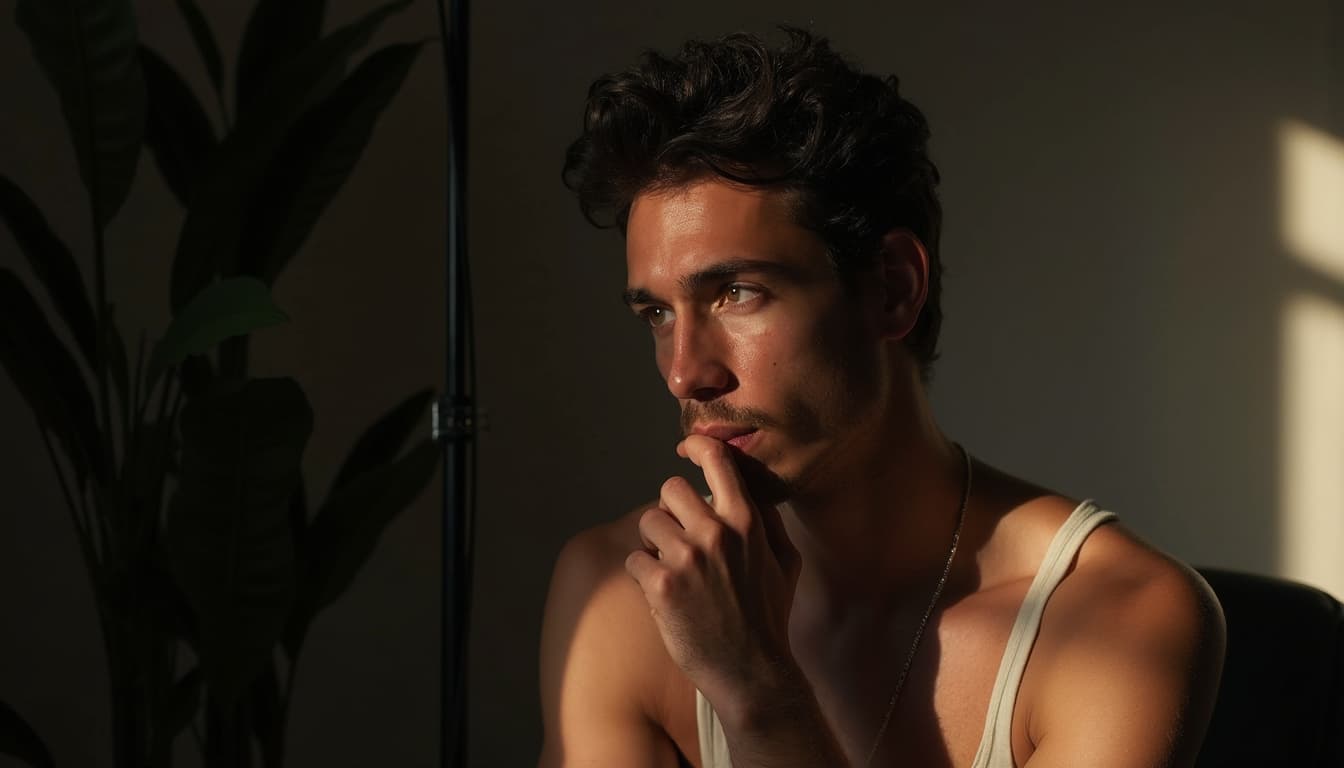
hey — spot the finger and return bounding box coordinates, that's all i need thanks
[659,474,715,532]
[678,434,752,528]
[624,548,663,592]
[638,505,693,562]
[624,550,680,630]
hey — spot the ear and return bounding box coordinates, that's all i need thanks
[874,229,930,341]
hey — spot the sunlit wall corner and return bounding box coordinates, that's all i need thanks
[1277,118,1344,599]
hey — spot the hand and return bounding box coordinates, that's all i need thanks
[624,434,804,721]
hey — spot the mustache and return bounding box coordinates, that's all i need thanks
[680,400,773,437]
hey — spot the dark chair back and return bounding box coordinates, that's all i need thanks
[1195,568,1344,767]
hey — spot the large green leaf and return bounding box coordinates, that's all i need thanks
[0,700,54,768]
[175,0,223,108]
[329,387,433,494]
[165,377,312,706]
[140,44,217,209]
[0,174,97,367]
[147,277,288,390]
[171,0,411,313]
[285,438,439,656]
[15,0,146,229]
[235,0,326,118]
[246,42,424,284]
[0,269,102,484]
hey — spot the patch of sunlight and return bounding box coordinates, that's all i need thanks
[1282,119,1344,282]
[1280,293,1344,598]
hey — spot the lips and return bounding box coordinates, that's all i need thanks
[691,424,759,452]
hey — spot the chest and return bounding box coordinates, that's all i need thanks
[664,580,1040,768]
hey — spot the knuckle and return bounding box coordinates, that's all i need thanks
[701,523,727,556]
[647,569,676,598]
[638,506,662,530]
[737,514,757,538]
[682,542,708,569]
[660,475,690,498]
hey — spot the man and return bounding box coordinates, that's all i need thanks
[540,28,1225,768]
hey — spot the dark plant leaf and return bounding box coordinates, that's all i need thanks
[289,478,308,563]
[140,44,217,209]
[0,173,97,367]
[247,42,424,283]
[172,0,410,313]
[236,0,325,118]
[0,268,103,484]
[147,545,199,648]
[330,387,433,495]
[285,438,439,656]
[147,277,288,390]
[165,377,312,707]
[15,0,145,229]
[105,303,130,422]
[174,0,224,105]
[0,699,54,768]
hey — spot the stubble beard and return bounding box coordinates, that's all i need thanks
[680,400,801,507]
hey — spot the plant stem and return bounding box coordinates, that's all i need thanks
[120,328,133,473]
[127,332,147,492]
[45,421,130,764]
[39,423,96,571]
[220,336,248,380]
[275,649,301,768]
[217,89,232,135]
[93,215,115,483]
[156,367,175,431]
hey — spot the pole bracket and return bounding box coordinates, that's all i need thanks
[432,396,486,441]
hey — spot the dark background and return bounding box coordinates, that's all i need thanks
[3,0,1342,765]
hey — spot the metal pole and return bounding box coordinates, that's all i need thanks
[433,0,474,763]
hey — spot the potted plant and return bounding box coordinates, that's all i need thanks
[0,0,440,764]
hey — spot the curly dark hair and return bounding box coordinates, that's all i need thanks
[562,26,944,381]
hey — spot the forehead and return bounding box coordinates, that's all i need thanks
[625,178,826,286]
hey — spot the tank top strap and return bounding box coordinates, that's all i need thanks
[970,500,1117,768]
[696,687,734,768]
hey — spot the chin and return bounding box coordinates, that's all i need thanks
[733,450,795,507]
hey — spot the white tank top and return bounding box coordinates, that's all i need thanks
[695,500,1117,768]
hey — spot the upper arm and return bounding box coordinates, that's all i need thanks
[1024,561,1226,768]
[538,528,684,768]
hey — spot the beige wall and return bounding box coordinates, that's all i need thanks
[2,0,1341,765]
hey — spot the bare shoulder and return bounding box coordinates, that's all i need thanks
[1056,500,1225,663]
[1021,497,1227,767]
[538,504,691,767]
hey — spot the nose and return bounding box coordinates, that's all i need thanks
[662,314,734,401]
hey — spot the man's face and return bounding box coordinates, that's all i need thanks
[623,177,889,503]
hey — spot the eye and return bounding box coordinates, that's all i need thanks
[638,306,674,329]
[722,284,762,305]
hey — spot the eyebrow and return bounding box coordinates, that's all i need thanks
[621,258,805,307]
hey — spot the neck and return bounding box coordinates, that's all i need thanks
[781,380,967,610]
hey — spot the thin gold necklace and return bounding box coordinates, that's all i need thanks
[861,442,972,768]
